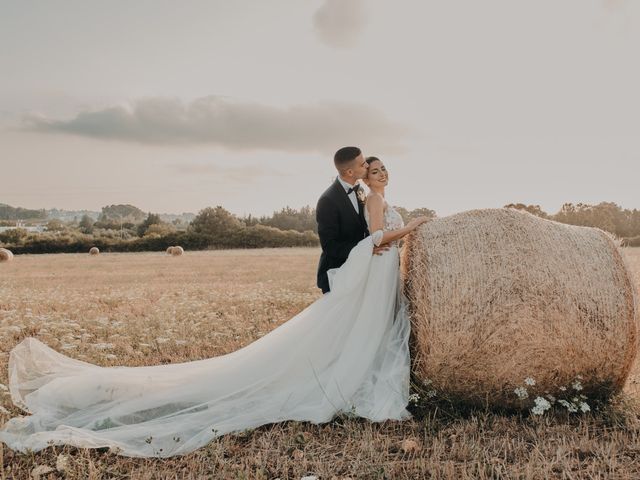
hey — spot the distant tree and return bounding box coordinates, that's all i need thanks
[137,213,163,237]
[504,203,548,218]
[45,219,66,232]
[243,213,259,227]
[253,205,317,233]
[630,209,640,238]
[550,202,633,237]
[0,203,46,220]
[143,223,177,237]
[189,206,243,243]
[79,214,95,234]
[100,204,146,223]
[0,228,29,245]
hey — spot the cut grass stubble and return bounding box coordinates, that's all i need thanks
[0,247,639,479]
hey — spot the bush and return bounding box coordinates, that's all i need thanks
[1,227,319,254]
[230,225,319,248]
[0,228,29,245]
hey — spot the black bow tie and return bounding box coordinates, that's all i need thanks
[347,184,361,195]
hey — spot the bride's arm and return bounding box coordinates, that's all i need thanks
[366,194,427,246]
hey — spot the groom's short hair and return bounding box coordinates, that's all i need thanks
[334,146,362,170]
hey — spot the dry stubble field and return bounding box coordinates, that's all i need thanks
[1,247,640,479]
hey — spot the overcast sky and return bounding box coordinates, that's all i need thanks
[1,0,638,217]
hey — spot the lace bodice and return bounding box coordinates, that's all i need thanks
[364,200,405,246]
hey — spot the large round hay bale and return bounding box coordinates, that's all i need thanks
[171,246,184,256]
[89,247,100,255]
[0,248,13,262]
[402,208,639,409]
[166,246,174,255]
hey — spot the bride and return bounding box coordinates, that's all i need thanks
[0,157,429,458]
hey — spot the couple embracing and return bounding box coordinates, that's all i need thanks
[316,146,428,294]
[0,147,429,458]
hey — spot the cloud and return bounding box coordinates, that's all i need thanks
[313,0,368,48]
[24,96,407,154]
[171,163,284,184]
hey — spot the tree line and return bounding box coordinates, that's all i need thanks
[1,201,638,254]
[0,202,436,254]
[504,202,640,246]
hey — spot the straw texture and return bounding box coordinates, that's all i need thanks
[402,208,639,409]
[0,248,13,262]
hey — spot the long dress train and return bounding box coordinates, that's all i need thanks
[0,208,411,458]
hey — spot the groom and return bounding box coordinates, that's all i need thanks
[316,146,371,293]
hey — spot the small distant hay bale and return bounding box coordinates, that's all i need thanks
[402,208,639,409]
[166,246,175,255]
[89,247,100,255]
[0,248,13,262]
[171,246,184,256]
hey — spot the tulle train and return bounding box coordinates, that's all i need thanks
[0,237,410,457]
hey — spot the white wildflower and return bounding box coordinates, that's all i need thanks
[426,389,437,398]
[558,399,578,413]
[572,381,583,391]
[31,465,54,479]
[514,387,529,400]
[56,454,70,473]
[524,377,536,386]
[408,393,420,404]
[531,405,545,415]
[531,396,551,415]
[579,402,591,413]
[559,386,567,391]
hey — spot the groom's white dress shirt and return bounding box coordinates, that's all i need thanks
[337,176,360,213]
[337,176,384,246]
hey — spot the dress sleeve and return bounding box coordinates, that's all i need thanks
[371,229,384,247]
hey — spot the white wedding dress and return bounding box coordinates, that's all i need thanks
[0,205,411,458]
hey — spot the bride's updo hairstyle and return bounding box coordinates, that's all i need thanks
[334,146,361,171]
[365,156,380,167]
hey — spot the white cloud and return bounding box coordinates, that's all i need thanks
[313,0,368,48]
[171,162,284,184]
[24,96,407,154]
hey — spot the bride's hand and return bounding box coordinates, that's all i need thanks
[407,216,430,230]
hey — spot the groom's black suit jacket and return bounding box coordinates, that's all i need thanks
[316,179,369,293]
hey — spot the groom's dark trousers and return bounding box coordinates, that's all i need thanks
[316,179,369,293]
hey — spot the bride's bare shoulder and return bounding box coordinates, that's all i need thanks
[366,192,386,211]
[366,192,384,203]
